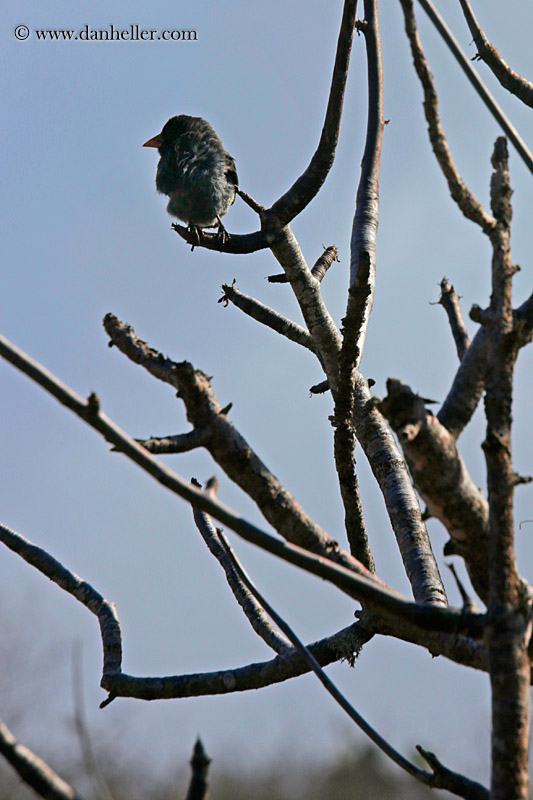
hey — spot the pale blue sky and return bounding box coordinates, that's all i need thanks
[2,0,532,789]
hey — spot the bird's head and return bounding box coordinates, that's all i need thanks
[143,115,192,153]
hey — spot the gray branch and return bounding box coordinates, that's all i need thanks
[191,477,292,655]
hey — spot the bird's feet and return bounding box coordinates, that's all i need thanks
[216,216,230,246]
[187,224,203,252]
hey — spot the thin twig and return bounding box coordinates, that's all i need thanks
[415,0,533,174]
[134,428,209,455]
[191,477,292,655]
[267,245,338,284]
[71,643,115,800]
[399,0,496,233]
[235,187,265,214]
[0,719,86,800]
[436,278,471,360]
[269,0,359,226]
[219,281,317,353]
[447,563,477,613]
[457,0,533,109]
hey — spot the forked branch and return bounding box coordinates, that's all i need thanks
[457,0,533,109]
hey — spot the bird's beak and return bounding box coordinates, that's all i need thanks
[143,134,162,148]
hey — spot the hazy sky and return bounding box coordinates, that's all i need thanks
[2,0,532,790]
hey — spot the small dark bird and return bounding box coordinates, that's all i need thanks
[143,115,238,244]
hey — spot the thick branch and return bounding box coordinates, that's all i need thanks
[269,227,342,389]
[100,623,371,701]
[379,379,490,603]
[457,0,533,109]
[352,372,448,606]
[482,138,529,798]
[172,224,271,254]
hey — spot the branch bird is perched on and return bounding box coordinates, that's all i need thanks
[143,115,238,246]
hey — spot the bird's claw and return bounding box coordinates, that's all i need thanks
[216,216,230,246]
[187,224,203,252]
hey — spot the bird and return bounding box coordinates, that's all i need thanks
[143,115,238,245]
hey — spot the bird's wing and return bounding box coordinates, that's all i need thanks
[225,153,238,187]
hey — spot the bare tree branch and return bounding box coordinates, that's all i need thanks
[0,515,495,715]
[267,227,446,605]
[0,718,86,800]
[0,521,122,678]
[191,477,292,655]
[136,428,209,455]
[269,0,359,226]
[379,378,491,603]
[457,0,533,109]
[185,738,211,800]
[414,0,533,174]
[416,746,489,800]
[437,291,533,439]
[482,138,530,799]
[351,370,448,606]
[334,252,373,570]
[348,0,383,351]
[269,227,342,389]
[436,278,471,360]
[172,0,358,253]
[172,224,271,254]
[399,0,496,233]
[329,0,384,573]
[447,563,478,614]
[267,245,338,284]
[216,527,489,800]
[219,281,317,353]
[104,313,346,560]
